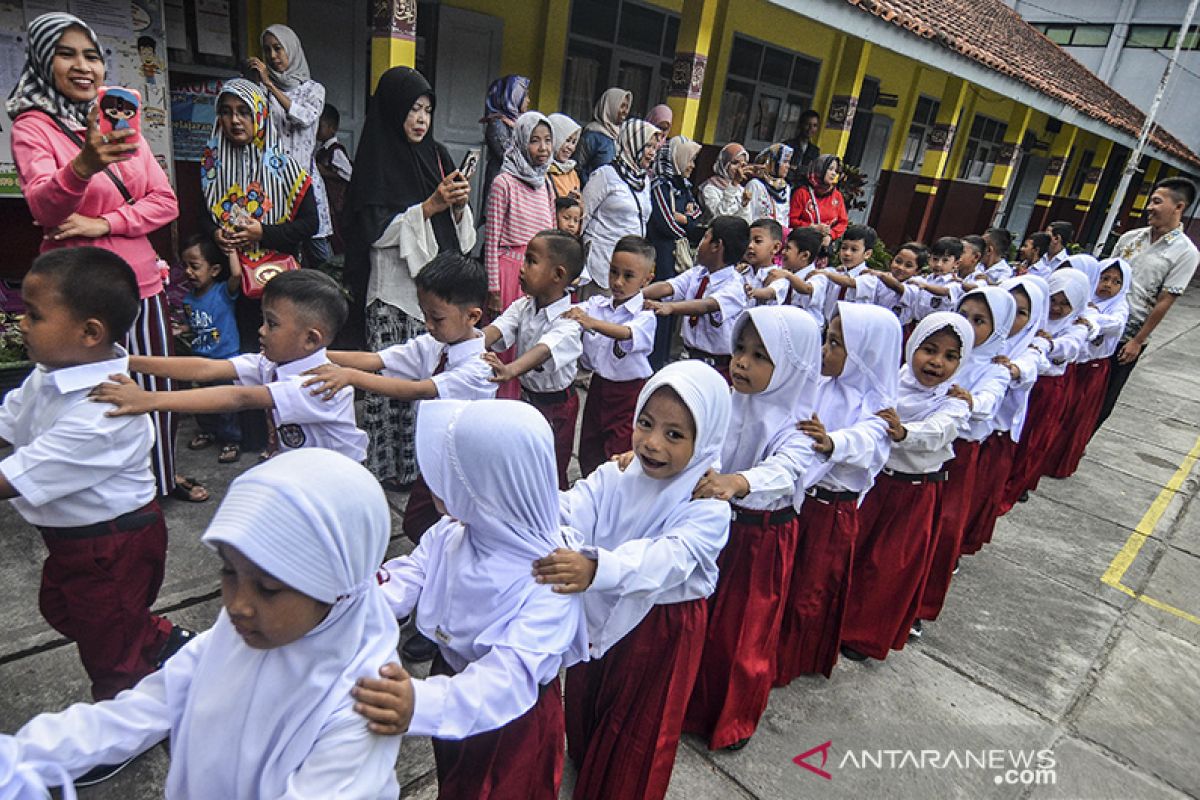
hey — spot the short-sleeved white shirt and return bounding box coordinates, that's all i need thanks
[1113,225,1200,336]
[379,332,496,402]
[666,264,749,355]
[0,346,156,527]
[490,294,583,393]
[230,348,368,462]
[577,293,656,381]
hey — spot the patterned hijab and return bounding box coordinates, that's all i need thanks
[501,111,552,189]
[709,143,748,190]
[807,153,840,197]
[261,25,311,91]
[612,118,659,192]
[201,79,311,268]
[585,87,632,140]
[481,74,530,125]
[754,142,794,202]
[5,12,101,130]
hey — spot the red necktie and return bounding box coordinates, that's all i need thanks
[785,286,794,306]
[433,349,448,376]
[688,273,710,327]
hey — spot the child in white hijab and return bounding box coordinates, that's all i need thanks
[532,361,732,800]
[842,312,974,660]
[681,307,821,751]
[776,302,901,683]
[6,450,402,799]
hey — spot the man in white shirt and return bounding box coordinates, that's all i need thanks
[1096,178,1200,428]
[1033,220,1073,276]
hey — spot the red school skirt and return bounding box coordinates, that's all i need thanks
[961,431,1018,555]
[918,438,980,622]
[842,470,941,660]
[431,653,564,800]
[774,488,860,685]
[1047,358,1110,479]
[684,508,799,749]
[577,374,645,478]
[1004,372,1071,505]
[567,599,706,800]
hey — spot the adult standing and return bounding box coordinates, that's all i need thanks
[699,142,751,221]
[480,75,531,215]
[1095,177,1198,429]
[746,142,793,226]
[547,112,582,201]
[788,153,848,243]
[647,135,704,368]
[576,87,632,186]
[785,109,821,186]
[580,118,660,299]
[7,12,205,501]
[342,67,473,488]
[246,25,332,266]
[647,104,673,135]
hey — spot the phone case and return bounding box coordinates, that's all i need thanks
[96,87,142,139]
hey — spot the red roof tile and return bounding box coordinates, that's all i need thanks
[843,0,1200,168]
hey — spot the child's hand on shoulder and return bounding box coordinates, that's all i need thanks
[611,450,635,471]
[765,268,791,284]
[692,468,750,501]
[352,662,414,736]
[947,384,973,410]
[561,306,592,330]
[532,548,597,593]
[797,413,833,454]
[1035,329,1054,342]
[644,299,673,317]
[876,408,906,442]
[89,374,153,416]
[481,351,518,383]
[302,364,357,400]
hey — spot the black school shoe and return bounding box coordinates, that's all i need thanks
[839,645,868,662]
[156,625,198,669]
[909,620,924,639]
[725,738,751,751]
[75,754,138,787]
[402,631,439,663]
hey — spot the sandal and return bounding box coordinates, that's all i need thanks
[170,476,210,503]
[218,444,241,464]
[187,433,215,450]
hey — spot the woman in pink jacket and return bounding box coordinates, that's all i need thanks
[7,12,204,501]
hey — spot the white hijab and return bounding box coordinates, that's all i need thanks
[1046,268,1091,335]
[722,307,822,488]
[1065,252,1102,296]
[262,25,311,91]
[413,399,589,667]
[954,286,1017,392]
[1092,258,1133,353]
[896,312,974,423]
[548,112,581,173]
[815,302,902,432]
[172,450,399,799]
[998,275,1050,441]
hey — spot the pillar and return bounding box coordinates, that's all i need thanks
[371,0,417,91]
[536,0,571,111]
[816,36,871,158]
[246,0,287,55]
[1029,123,1077,232]
[987,105,1034,212]
[912,75,968,241]
[667,0,725,140]
[1074,137,1114,230]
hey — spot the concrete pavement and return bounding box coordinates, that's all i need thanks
[2,285,1199,799]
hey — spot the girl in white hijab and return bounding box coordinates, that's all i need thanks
[843,312,974,661]
[533,361,732,800]
[7,450,402,799]
[682,307,821,751]
[368,398,587,800]
[776,302,901,683]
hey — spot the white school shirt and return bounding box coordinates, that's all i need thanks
[377,518,573,740]
[736,430,816,511]
[764,265,830,329]
[581,165,652,289]
[12,631,400,799]
[993,346,1045,435]
[490,294,583,393]
[985,258,1014,284]
[819,263,870,321]
[317,137,353,182]
[667,264,750,355]
[1031,249,1068,278]
[230,348,368,462]
[0,346,155,527]
[907,272,958,321]
[1085,303,1131,359]
[885,397,970,475]
[577,293,656,381]
[959,363,1012,443]
[1030,323,1088,377]
[814,415,892,497]
[378,332,496,401]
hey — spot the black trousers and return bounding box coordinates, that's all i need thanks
[1094,346,1141,433]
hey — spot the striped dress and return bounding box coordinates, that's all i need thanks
[484,172,555,311]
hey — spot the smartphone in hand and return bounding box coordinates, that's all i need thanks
[96,87,142,141]
[458,148,481,181]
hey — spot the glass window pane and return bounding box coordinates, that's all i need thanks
[751,93,783,142]
[717,79,755,142]
[1073,25,1112,46]
[1128,26,1169,48]
[776,96,808,142]
[761,47,791,87]
[791,57,819,93]
[1044,25,1073,45]
[994,122,1008,144]
[663,15,680,57]
[562,40,610,123]
[730,37,762,79]
[570,0,617,41]
[619,4,665,55]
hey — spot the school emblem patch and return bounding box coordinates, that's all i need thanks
[277,424,306,449]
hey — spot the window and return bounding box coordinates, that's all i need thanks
[1125,24,1200,49]
[715,35,820,148]
[1031,23,1113,47]
[562,0,679,123]
[1069,149,1096,197]
[899,96,940,172]
[957,114,1008,183]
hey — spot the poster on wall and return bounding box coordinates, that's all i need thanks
[171,79,220,162]
[0,0,173,197]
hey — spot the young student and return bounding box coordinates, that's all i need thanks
[742,218,785,289]
[555,196,583,237]
[964,275,1049,543]
[643,215,752,379]
[959,235,988,285]
[916,287,1015,625]
[982,227,1015,284]
[563,235,657,477]
[906,236,966,319]
[683,307,821,751]
[1018,232,1051,276]
[840,313,973,660]
[180,233,243,464]
[483,229,585,489]
[813,224,881,321]
[775,303,901,683]
[845,241,928,329]
[358,399,588,800]
[753,226,829,329]
[745,143,793,226]
[531,361,732,800]
[1035,220,1074,276]
[314,103,353,254]
[1004,268,1091,506]
[5,449,403,797]
[92,270,368,462]
[0,249,190,705]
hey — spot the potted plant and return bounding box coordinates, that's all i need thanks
[0,311,32,399]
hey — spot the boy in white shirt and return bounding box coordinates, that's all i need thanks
[93,270,368,462]
[813,224,882,319]
[484,229,586,489]
[960,235,989,286]
[905,236,966,319]
[752,225,828,328]
[1035,220,1073,275]
[982,227,1014,284]
[0,248,190,704]
[643,214,751,380]
[563,235,657,477]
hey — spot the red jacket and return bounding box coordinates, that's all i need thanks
[789,184,848,240]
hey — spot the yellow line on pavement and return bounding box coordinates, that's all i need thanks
[1101,432,1200,624]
